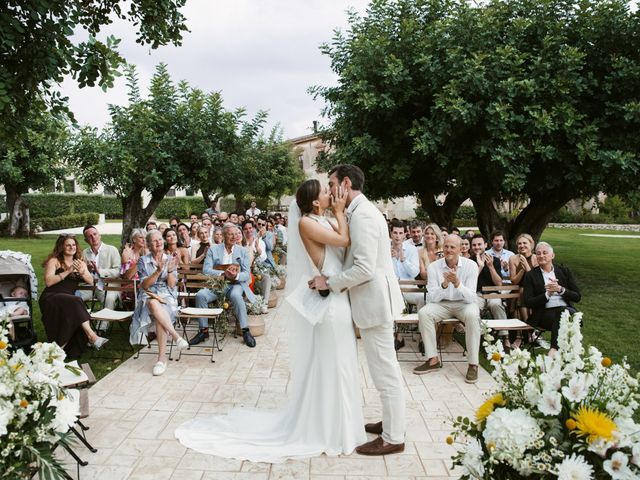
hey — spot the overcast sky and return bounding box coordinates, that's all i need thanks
[59,0,371,140]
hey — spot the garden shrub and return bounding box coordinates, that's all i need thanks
[33,213,100,232]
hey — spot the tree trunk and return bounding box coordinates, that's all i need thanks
[234,197,245,213]
[120,189,167,246]
[471,195,510,243]
[473,194,573,250]
[5,188,30,236]
[418,188,466,230]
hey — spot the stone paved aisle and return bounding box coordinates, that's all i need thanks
[59,292,496,479]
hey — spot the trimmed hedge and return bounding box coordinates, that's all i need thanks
[0,194,210,220]
[0,194,121,219]
[33,213,100,232]
[154,197,207,219]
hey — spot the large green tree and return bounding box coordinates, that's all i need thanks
[0,106,68,235]
[1,0,188,236]
[70,64,240,244]
[314,0,640,243]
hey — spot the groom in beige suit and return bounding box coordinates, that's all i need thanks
[309,164,406,455]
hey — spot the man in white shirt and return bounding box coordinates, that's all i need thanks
[486,230,514,281]
[414,234,481,383]
[78,225,122,332]
[245,200,261,218]
[390,219,424,310]
[274,214,288,246]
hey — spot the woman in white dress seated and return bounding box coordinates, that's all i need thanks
[175,179,366,462]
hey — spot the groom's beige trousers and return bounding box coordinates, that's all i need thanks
[359,323,406,444]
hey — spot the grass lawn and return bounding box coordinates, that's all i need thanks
[1,228,639,380]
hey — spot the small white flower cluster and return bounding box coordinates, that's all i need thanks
[0,318,81,478]
[452,311,640,479]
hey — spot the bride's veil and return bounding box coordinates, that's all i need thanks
[283,200,316,386]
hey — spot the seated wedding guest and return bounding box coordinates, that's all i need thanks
[451,227,461,236]
[120,228,148,307]
[440,226,449,238]
[487,230,514,281]
[189,221,200,242]
[158,223,169,234]
[242,219,271,312]
[192,223,257,347]
[191,226,210,264]
[257,215,276,268]
[523,241,581,354]
[169,216,180,230]
[40,234,108,358]
[509,233,538,321]
[417,223,444,281]
[164,228,190,265]
[390,219,422,306]
[201,211,211,222]
[404,221,424,249]
[201,218,214,241]
[78,225,121,332]
[414,235,481,383]
[238,213,246,224]
[189,214,199,225]
[470,234,506,320]
[176,222,194,250]
[460,237,471,258]
[229,212,239,224]
[217,211,229,223]
[146,221,157,231]
[129,230,189,376]
[212,227,224,245]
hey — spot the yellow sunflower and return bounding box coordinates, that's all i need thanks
[475,393,505,423]
[571,406,617,444]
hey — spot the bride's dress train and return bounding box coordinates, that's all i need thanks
[175,215,365,463]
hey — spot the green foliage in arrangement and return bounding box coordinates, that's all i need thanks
[313,0,640,243]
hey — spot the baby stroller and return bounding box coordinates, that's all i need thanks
[0,250,38,352]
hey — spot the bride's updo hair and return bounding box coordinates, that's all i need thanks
[296,179,321,214]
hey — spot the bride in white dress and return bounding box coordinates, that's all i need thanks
[175,179,366,463]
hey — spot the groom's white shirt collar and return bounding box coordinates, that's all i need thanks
[346,192,366,218]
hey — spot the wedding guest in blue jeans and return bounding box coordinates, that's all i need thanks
[192,223,257,348]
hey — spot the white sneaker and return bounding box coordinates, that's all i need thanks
[92,336,109,350]
[176,337,189,351]
[152,361,166,376]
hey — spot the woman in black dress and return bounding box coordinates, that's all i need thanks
[40,234,108,359]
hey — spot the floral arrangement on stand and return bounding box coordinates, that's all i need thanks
[252,261,286,290]
[205,275,231,338]
[0,317,81,479]
[450,311,640,479]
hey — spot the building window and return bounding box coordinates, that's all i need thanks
[166,188,176,198]
[298,154,304,169]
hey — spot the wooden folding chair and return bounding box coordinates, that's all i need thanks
[393,279,426,360]
[176,265,223,362]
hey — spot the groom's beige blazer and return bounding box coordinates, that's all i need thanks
[328,194,404,329]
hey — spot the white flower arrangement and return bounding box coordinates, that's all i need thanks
[450,311,640,479]
[252,261,286,289]
[0,317,80,479]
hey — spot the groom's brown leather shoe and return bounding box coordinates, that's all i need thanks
[356,436,404,456]
[364,421,383,435]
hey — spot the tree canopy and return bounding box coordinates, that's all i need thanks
[0,0,188,144]
[71,64,303,244]
[313,0,640,242]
